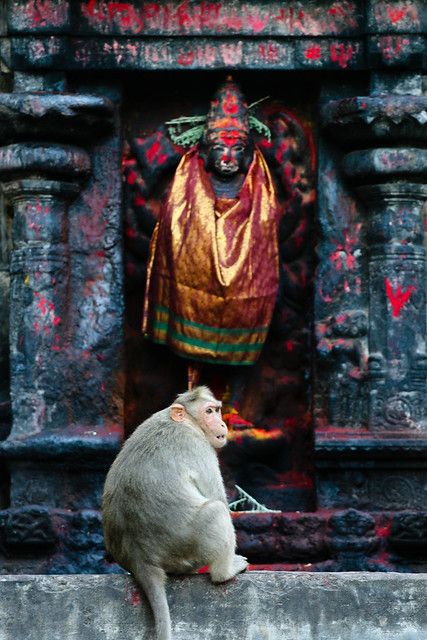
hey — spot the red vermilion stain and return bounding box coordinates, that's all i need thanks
[376,523,391,538]
[247,10,269,34]
[385,278,415,318]
[305,45,322,60]
[328,6,345,18]
[259,43,279,63]
[380,36,409,60]
[177,49,194,66]
[146,139,168,164]
[330,43,355,68]
[126,170,137,185]
[387,7,406,24]
[133,195,146,206]
[36,296,48,315]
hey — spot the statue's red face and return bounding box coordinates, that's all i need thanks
[206,129,248,179]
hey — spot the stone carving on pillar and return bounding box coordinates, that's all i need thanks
[0,94,115,439]
[316,84,427,514]
[0,86,121,556]
[323,94,427,434]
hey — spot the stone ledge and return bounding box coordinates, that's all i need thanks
[0,572,426,640]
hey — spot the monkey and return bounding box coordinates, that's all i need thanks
[103,386,248,640]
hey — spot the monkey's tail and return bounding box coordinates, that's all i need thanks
[133,561,172,640]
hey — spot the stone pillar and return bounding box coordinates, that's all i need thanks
[2,147,89,437]
[324,94,427,433]
[0,87,122,571]
[316,83,427,511]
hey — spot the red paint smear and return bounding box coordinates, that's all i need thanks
[146,140,168,164]
[387,7,406,24]
[177,50,194,66]
[330,43,355,69]
[127,170,137,185]
[36,296,47,315]
[247,11,269,34]
[376,524,391,538]
[385,278,415,318]
[259,43,279,63]
[305,44,321,61]
[285,340,294,352]
[125,227,138,239]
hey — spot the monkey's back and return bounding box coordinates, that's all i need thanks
[103,409,227,569]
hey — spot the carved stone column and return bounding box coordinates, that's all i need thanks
[316,87,427,512]
[0,89,121,570]
[324,95,427,433]
[1,145,89,437]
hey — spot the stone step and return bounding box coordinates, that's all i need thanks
[0,572,426,640]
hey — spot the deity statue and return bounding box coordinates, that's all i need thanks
[142,78,280,387]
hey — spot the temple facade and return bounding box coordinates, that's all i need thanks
[0,0,426,574]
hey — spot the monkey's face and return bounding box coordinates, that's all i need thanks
[197,401,228,449]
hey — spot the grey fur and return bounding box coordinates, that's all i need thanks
[103,386,248,640]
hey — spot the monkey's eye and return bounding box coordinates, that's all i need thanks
[206,407,213,414]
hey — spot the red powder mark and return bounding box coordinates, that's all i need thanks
[134,195,146,207]
[53,316,61,327]
[51,345,61,352]
[84,0,97,17]
[285,340,294,352]
[44,326,50,335]
[305,45,322,61]
[328,6,345,18]
[259,43,279,63]
[108,3,143,31]
[177,49,194,66]
[197,565,209,574]
[330,43,355,69]
[380,36,409,60]
[376,524,391,538]
[127,588,142,606]
[146,139,168,165]
[247,10,269,34]
[26,0,67,27]
[127,170,137,185]
[33,321,40,332]
[125,227,138,239]
[222,89,239,115]
[36,296,48,316]
[387,7,406,24]
[385,278,415,318]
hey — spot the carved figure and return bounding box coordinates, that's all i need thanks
[142,78,279,382]
[103,386,248,640]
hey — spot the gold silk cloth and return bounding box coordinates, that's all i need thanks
[142,147,279,365]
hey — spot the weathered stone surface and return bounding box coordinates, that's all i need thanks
[0,572,426,640]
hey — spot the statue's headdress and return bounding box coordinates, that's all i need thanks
[166,77,270,148]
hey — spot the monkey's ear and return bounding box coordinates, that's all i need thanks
[170,404,186,422]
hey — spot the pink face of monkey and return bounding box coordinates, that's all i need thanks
[196,400,228,449]
[170,397,228,449]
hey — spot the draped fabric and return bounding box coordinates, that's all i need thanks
[142,147,279,365]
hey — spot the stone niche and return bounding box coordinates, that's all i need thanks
[0,0,426,574]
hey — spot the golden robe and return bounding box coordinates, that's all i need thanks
[142,148,279,365]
